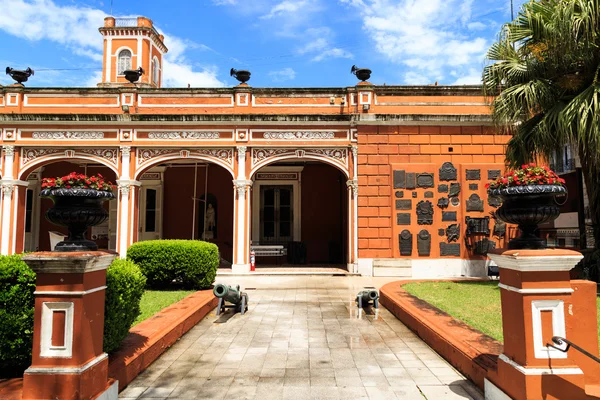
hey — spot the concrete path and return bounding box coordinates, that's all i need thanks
[120,276,484,400]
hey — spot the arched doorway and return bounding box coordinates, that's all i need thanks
[135,159,235,265]
[250,161,349,267]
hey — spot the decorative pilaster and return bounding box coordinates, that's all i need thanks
[0,179,29,255]
[346,178,359,273]
[2,145,15,178]
[232,179,253,273]
[120,146,131,180]
[115,180,141,257]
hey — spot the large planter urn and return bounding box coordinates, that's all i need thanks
[41,188,116,252]
[488,184,567,250]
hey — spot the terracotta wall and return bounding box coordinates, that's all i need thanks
[36,163,116,251]
[162,165,234,262]
[357,125,511,259]
[300,164,346,264]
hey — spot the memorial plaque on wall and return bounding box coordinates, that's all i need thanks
[394,170,406,189]
[442,211,457,221]
[395,191,404,198]
[440,243,461,257]
[488,195,501,208]
[397,213,411,225]
[446,224,460,243]
[396,200,412,210]
[493,221,506,239]
[449,183,461,197]
[417,173,434,188]
[437,197,449,209]
[416,200,434,225]
[412,192,418,198]
[399,230,413,256]
[406,173,416,189]
[469,183,479,191]
[424,191,434,198]
[450,197,460,206]
[474,238,496,255]
[466,194,484,212]
[439,162,457,181]
[488,170,501,180]
[438,184,449,193]
[438,228,445,237]
[466,169,481,180]
[465,216,490,235]
[417,230,431,256]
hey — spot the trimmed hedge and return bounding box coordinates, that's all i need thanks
[103,259,146,353]
[126,240,219,289]
[0,255,36,376]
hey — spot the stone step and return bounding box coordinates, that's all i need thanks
[372,258,412,268]
[373,266,412,277]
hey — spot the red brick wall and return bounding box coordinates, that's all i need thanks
[357,125,511,259]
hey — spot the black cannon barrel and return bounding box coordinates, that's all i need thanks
[213,283,242,304]
[357,290,379,302]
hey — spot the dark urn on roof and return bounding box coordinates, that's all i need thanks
[351,65,371,81]
[124,66,144,83]
[6,67,34,84]
[230,68,251,84]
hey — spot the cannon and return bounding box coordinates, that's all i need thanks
[356,289,379,308]
[213,283,248,315]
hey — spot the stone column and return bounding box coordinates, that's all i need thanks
[232,179,252,273]
[115,179,141,257]
[346,178,358,274]
[485,248,599,400]
[21,251,118,400]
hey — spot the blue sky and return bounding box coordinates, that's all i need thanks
[0,0,528,88]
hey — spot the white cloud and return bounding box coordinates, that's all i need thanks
[295,27,354,62]
[261,0,311,19]
[212,0,237,4]
[341,0,489,84]
[0,0,225,87]
[312,48,353,62]
[467,21,487,31]
[268,67,296,82]
[84,70,102,87]
[452,68,482,85]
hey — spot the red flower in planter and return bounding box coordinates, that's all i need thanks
[41,172,114,192]
[488,164,566,190]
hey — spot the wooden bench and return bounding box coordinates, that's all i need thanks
[251,245,287,257]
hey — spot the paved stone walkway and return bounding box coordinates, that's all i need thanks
[120,276,484,400]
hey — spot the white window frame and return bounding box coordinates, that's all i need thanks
[152,56,160,84]
[116,48,133,75]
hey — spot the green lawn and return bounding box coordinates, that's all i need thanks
[134,290,195,326]
[403,281,600,347]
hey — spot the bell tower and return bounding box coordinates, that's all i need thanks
[98,16,168,88]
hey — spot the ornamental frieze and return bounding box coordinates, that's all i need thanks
[136,148,234,168]
[147,131,220,140]
[251,147,347,167]
[262,131,335,140]
[31,131,104,140]
[20,147,119,169]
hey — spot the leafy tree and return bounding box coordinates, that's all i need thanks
[483,0,600,248]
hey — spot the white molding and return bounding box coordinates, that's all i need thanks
[105,37,112,82]
[35,286,107,297]
[252,94,341,108]
[358,91,372,105]
[487,253,583,272]
[531,300,567,359]
[23,93,120,108]
[484,378,512,400]
[137,38,142,69]
[26,353,108,374]
[138,93,234,108]
[7,93,19,106]
[498,283,574,294]
[236,92,249,106]
[498,354,582,375]
[40,302,74,358]
[121,93,134,106]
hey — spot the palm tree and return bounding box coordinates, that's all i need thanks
[483,0,600,250]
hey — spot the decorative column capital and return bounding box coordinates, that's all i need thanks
[1,183,14,196]
[2,145,15,157]
[346,179,358,198]
[116,179,141,195]
[237,146,247,158]
[233,179,253,199]
[120,146,131,157]
[350,145,358,158]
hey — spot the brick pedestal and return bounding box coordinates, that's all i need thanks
[21,251,118,400]
[485,249,599,400]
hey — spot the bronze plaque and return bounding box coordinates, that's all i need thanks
[488,170,501,180]
[449,183,461,197]
[437,197,449,209]
[396,200,412,210]
[466,169,481,180]
[394,170,406,189]
[439,162,457,181]
[397,213,411,225]
[399,230,413,256]
[442,211,457,222]
[466,193,484,212]
[406,173,416,189]
[417,173,434,188]
[417,230,431,256]
[416,200,434,225]
[438,184,449,193]
[440,243,461,257]
[395,191,404,198]
[465,216,490,235]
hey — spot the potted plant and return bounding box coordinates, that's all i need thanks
[486,163,566,249]
[40,172,116,252]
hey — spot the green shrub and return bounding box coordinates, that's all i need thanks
[0,255,36,375]
[127,240,219,289]
[103,259,146,354]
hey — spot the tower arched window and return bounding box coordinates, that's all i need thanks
[117,49,132,75]
[152,57,160,84]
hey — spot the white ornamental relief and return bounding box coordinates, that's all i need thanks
[20,148,63,166]
[195,148,234,167]
[31,131,105,140]
[147,132,220,140]
[346,179,359,198]
[251,148,290,166]
[263,131,335,140]
[137,148,234,168]
[3,145,15,156]
[137,148,174,165]
[79,148,119,165]
[2,184,15,196]
[308,148,347,164]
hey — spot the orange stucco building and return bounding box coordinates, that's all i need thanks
[0,16,511,276]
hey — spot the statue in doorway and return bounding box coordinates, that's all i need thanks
[206,203,216,231]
